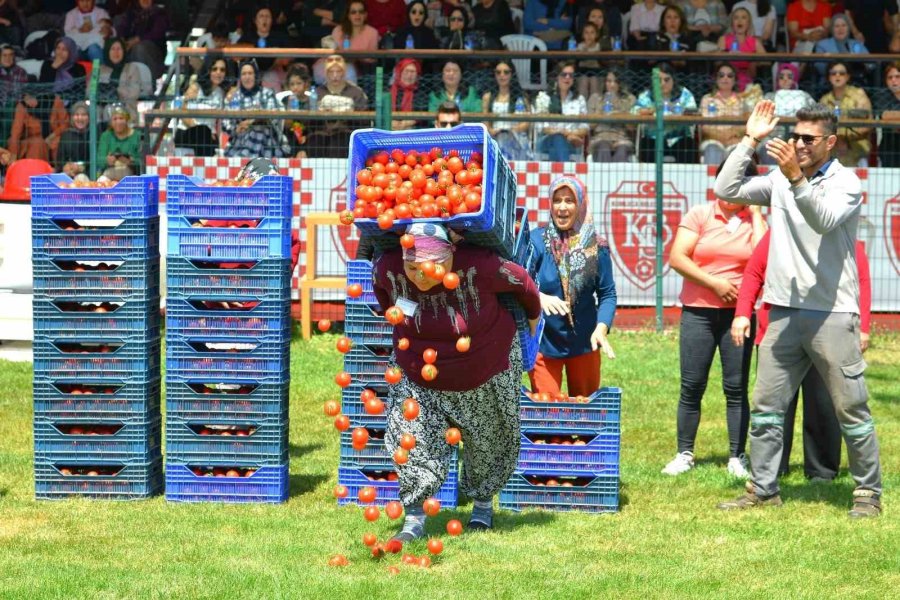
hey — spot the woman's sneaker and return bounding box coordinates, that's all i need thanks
[727,454,751,479]
[661,451,695,476]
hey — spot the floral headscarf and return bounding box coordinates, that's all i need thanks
[391,58,421,112]
[542,175,604,327]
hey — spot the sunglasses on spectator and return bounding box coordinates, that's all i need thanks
[829,69,847,76]
[559,72,575,78]
[789,133,825,144]
[449,16,464,22]
[717,71,735,78]
[437,119,460,128]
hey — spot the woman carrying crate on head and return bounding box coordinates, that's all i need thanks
[373,222,541,540]
[527,176,617,398]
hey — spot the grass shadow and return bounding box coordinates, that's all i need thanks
[779,479,856,508]
[288,473,329,497]
[693,454,733,468]
[289,442,324,459]
[424,505,558,534]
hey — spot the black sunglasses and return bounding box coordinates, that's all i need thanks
[789,133,825,144]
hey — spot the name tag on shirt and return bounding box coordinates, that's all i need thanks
[725,216,742,234]
[396,297,418,317]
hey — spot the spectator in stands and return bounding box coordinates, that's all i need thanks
[718,6,766,92]
[427,60,481,114]
[819,60,872,167]
[64,0,109,62]
[574,20,609,100]
[365,0,407,37]
[524,0,573,50]
[633,62,698,163]
[700,63,747,165]
[8,94,49,160]
[876,62,900,167]
[23,0,69,32]
[482,59,532,160]
[587,67,637,162]
[760,62,814,163]
[175,55,233,157]
[35,36,83,159]
[650,4,698,54]
[390,58,428,131]
[434,99,461,128]
[891,27,900,54]
[439,6,469,49]
[99,37,152,122]
[534,61,588,161]
[394,1,439,51]
[528,176,617,397]
[732,0,777,50]
[305,55,368,158]
[0,43,27,142]
[681,0,728,46]
[55,100,89,177]
[629,0,666,50]
[332,0,379,73]
[0,0,25,48]
[663,156,766,478]
[843,0,897,54]
[238,6,291,73]
[115,0,169,79]
[471,0,515,49]
[786,0,831,53]
[99,102,141,178]
[813,14,870,84]
[302,0,345,49]
[576,2,622,47]
[282,63,310,158]
[223,59,288,159]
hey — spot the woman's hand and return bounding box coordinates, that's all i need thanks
[731,316,752,347]
[860,331,870,353]
[540,292,570,316]
[590,323,616,358]
[711,277,738,303]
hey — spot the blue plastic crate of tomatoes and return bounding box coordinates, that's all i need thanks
[31,174,159,219]
[164,462,288,504]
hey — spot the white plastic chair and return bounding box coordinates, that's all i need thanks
[22,30,48,54]
[621,11,630,49]
[17,59,43,78]
[275,90,293,104]
[510,7,524,34]
[500,34,547,92]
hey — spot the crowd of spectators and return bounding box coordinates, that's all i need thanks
[0,0,899,184]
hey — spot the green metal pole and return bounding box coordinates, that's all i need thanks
[651,68,664,333]
[374,66,385,129]
[88,59,100,180]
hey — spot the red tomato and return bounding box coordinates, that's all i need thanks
[364,505,380,521]
[385,539,403,554]
[422,497,441,516]
[397,337,410,351]
[447,156,464,174]
[395,203,412,219]
[405,151,419,167]
[346,284,363,298]
[421,364,438,382]
[409,170,427,189]
[338,209,354,225]
[432,264,446,279]
[399,433,416,450]
[430,146,443,160]
[422,348,437,364]
[427,538,443,555]
[317,319,331,332]
[467,167,483,185]
[333,484,349,498]
[360,388,376,402]
[351,427,370,448]
[455,336,471,352]
[385,500,404,520]
[399,234,415,249]
[371,544,385,559]
[455,169,470,186]
[364,396,385,415]
[385,306,405,325]
[470,150,483,163]
[402,553,418,565]
[464,192,482,212]
[377,213,394,230]
[445,427,461,445]
[418,556,432,568]
[327,554,349,567]
[323,400,341,416]
[420,261,436,277]
[356,169,373,185]
[443,272,460,290]
[385,367,402,385]
[393,448,409,465]
[336,336,352,353]
[363,532,377,546]
[358,486,377,503]
[402,398,420,420]
[334,371,352,388]
[334,414,350,431]
[446,519,463,536]
[372,151,389,165]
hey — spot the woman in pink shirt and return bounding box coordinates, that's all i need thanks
[662,160,767,478]
[332,0,380,72]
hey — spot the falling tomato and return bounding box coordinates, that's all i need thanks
[397,338,410,351]
[399,433,416,450]
[385,367,402,385]
[335,336,352,353]
[393,448,409,465]
[418,556,432,568]
[371,544,385,559]
[446,519,463,536]
[385,500,403,520]
[334,372,352,388]
[427,539,443,555]
[445,427,461,445]
[385,306,405,325]
[323,400,341,416]
[421,364,438,381]
[327,554,349,566]
[455,336,471,353]
[317,319,332,332]
[402,398,420,420]
[400,234,415,249]
[334,485,349,499]
[387,566,401,575]
[358,486,377,503]
[334,415,350,431]
[363,532,377,546]
[422,497,441,516]
[443,272,460,290]
[364,505,380,522]
[422,348,437,364]
[346,283,363,298]
[364,397,385,415]
[384,538,403,554]
[402,553,417,565]
[351,427,370,449]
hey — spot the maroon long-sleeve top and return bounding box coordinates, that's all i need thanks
[373,244,541,391]
[735,230,871,345]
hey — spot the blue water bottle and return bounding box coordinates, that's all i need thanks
[707,101,717,117]
[670,39,680,52]
[612,37,621,51]
[568,36,577,51]
[172,94,183,109]
[730,39,739,52]
[308,87,318,111]
[289,95,300,110]
[257,37,266,48]
[343,38,351,50]
[406,34,414,49]
[464,34,474,51]
[229,94,240,110]
[673,99,684,115]
[514,97,525,114]
[833,104,841,118]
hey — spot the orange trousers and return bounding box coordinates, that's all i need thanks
[528,350,601,397]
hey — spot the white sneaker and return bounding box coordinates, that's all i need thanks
[662,451,695,476]
[727,454,751,479]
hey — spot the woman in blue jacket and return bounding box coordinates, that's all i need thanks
[528,176,617,397]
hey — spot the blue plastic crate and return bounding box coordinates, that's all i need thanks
[340,382,391,418]
[164,414,288,464]
[348,125,516,259]
[164,297,290,338]
[344,302,393,346]
[517,429,620,476]
[32,217,160,258]
[498,295,544,371]
[165,335,290,382]
[35,458,163,500]
[512,207,534,272]
[337,466,458,508]
[30,174,159,219]
[33,377,161,419]
[166,257,290,299]
[339,423,460,471]
[520,387,622,432]
[343,343,392,380]
[165,174,292,220]
[165,379,289,418]
[165,463,288,503]
[345,259,377,304]
[33,296,160,338]
[33,256,160,297]
[33,415,161,462]
[33,336,160,379]
[166,215,291,261]
[499,472,619,513]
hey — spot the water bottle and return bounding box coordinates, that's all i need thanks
[663,100,672,115]
[464,35,474,51]
[308,87,318,111]
[229,94,240,110]
[343,37,351,50]
[833,104,841,118]
[612,37,621,51]
[673,99,684,115]
[603,92,613,114]
[707,101,717,117]
[172,94,183,110]
[514,97,525,114]
[289,95,300,110]
[730,39,739,52]
[257,37,266,48]
[670,39,679,52]
[568,36,577,51]
[406,34,414,50]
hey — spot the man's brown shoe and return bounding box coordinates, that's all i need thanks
[717,481,783,511]
[848,489,881,519]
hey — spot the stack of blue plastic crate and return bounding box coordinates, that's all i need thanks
[163,174,292,503]
[31,174,162,500]
[336,259,460,507]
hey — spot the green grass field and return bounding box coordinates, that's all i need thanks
[1,329,898,599]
